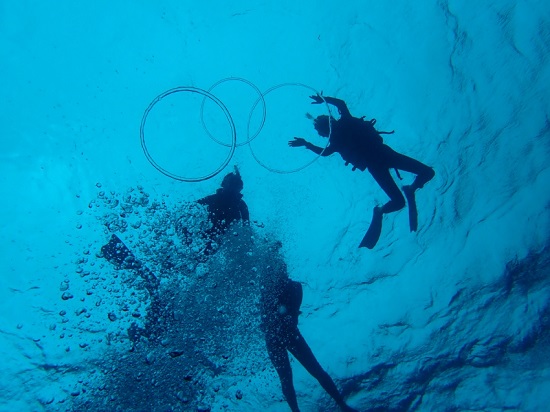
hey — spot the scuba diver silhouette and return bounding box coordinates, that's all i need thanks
[101,168,250,344]
[197,166,249,236]
[260,247,358,412]
[288,94,435,249]
[176,166,250,256]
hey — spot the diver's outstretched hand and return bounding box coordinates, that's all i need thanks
[288,137,307,147]
[309,93,323,104]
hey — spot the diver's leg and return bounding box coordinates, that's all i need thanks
[288,333,357,412]
[101,234,163,342]
[384,150,435,231]
[359,166,404,248]
[368,167,406,214]
[386,150,435,191]
[266,337,300,412]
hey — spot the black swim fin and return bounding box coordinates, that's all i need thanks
[101,234,159,289]
[403,186,418,232]
[101,234,140,269]
[359,208,383,249]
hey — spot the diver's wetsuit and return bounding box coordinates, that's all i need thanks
[195,187,250,255]
[197,188,249,235]
[261,275,354,412]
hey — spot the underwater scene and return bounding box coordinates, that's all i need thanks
[1,1,549,411]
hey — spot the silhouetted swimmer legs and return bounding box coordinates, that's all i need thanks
[368,166,406,214]
[359,167,403,248]
[386,150,435,231]
[288,332,358,412]
[401,164,435,231]
[362,152,435,243]
[266,337,300,412]
[384,149,435,193]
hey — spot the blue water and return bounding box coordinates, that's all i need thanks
[1,1,549,411]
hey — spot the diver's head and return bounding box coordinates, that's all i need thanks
[221,167,244,193]
[313,115,330,138]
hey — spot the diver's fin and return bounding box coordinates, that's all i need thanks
[403,186,418,232]
[101,234,140,269]
[101,234,159,290]
[359,208,383,249]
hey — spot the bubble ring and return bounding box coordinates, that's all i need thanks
[140,87,236,182]
[247,83,332,174]
[201,77,267,147]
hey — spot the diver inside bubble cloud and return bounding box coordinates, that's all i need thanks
[261,243,358,412]
[101,167,250,345]
[288,94,435,249]
[197,167,250,237]
[177,166,250,257]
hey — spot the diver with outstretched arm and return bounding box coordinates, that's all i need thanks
[289,94,435,249]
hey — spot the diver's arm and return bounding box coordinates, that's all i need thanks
[324,97,352,118]
[288,138,335,156]
[197,194,212,206]
[306,142,335,156]
[310,95,351,118]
